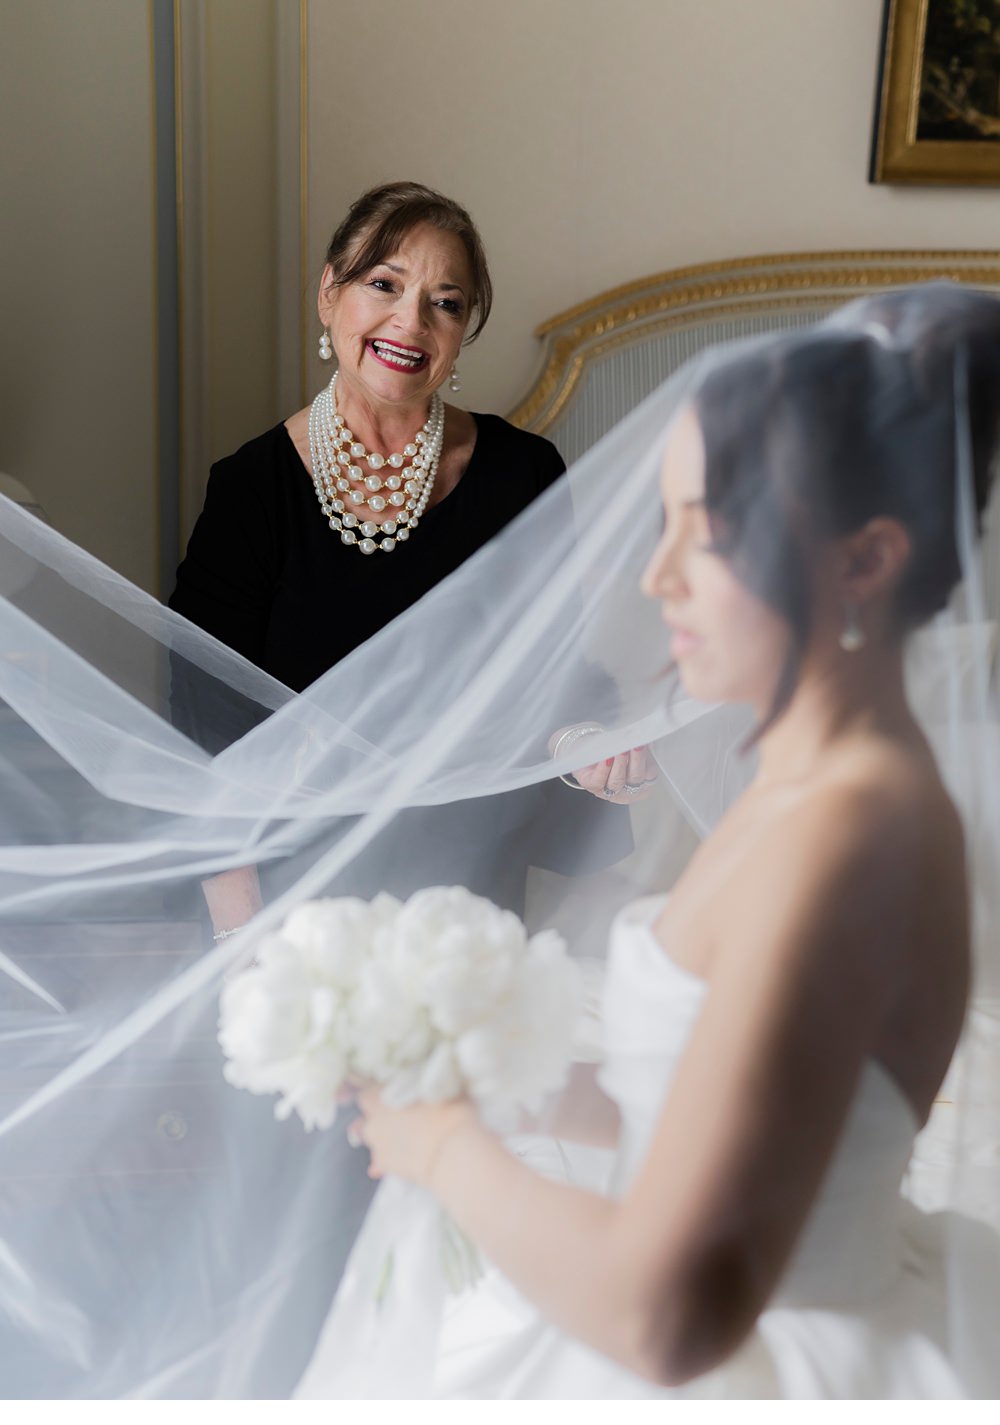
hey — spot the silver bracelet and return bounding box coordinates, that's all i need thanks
[212,926,246,942]
[551,723,606,789]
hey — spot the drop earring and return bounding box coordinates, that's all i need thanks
[448,365,461,393]
[839,603,866,652]
[318,329,332,362]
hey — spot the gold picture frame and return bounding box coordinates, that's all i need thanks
[870,0,1000,185]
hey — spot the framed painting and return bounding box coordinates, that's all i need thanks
[870,0,1000,184]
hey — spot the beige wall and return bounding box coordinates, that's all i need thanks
[5,0,999,587]
[0,0,157,588]
[304,0,1000,419]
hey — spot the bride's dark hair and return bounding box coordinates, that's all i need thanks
[692,283,1000,734]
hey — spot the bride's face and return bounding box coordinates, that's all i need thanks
[640,406,790,711]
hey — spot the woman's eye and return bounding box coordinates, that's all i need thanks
[368,278,396,293]
[437,298,464,316]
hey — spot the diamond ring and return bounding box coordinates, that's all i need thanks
[622,782,645,795]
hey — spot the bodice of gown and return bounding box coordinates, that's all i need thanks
[597,896,920,1310]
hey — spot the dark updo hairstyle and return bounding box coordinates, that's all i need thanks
[692,282,1000,735]
[324,181,493,342]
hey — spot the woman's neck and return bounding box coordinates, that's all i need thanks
[334,373,432,456]
[755,641,919,786]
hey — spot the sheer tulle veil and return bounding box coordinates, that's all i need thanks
[1,283,998,1397]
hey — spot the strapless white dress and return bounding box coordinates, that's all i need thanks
[299,896,1000,1399]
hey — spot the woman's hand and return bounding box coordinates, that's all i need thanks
[549,724,659,804]
[353,1087,481,1190]
[571,746,658,805]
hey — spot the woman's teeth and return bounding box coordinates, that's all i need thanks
[371,340,427,369]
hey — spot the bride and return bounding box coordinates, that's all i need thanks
[1,283,998,1399]
[299,284,1000,1398]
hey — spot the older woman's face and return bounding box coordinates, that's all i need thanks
[319,222,473,409]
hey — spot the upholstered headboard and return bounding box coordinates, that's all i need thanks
[509,249,1000,634]
[509,250,1000,464]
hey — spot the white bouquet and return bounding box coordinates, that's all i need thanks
[219,884,583,1333]
[218,885,581,1133]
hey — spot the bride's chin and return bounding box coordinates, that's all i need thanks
[674,664,715,702]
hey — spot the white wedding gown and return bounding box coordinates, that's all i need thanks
[298,896,1000,1399]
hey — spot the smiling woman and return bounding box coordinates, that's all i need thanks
[168,178,639,935]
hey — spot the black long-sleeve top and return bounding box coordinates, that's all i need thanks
[169,415,566,691]
[168,414,629,911]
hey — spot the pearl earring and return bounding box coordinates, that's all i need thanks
[448,365,461,393]
[318,330,332,362]
[839,604,866,653]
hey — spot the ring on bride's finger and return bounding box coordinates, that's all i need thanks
[601,785,619,799]
[622,782,644,795]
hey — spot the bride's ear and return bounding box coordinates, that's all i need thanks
[836,518,912,606]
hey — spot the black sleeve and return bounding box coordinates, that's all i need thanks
[534,437,567,496]
[169,453,278,666]
[167,449,280,752]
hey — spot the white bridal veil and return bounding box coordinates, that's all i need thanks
[1,285,998,1397]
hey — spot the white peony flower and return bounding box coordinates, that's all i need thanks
[277,895,398,986]
[219,886,579,1140]
[455,931,581,1120]
[219,925,361,1131]
[381,886,527,1036]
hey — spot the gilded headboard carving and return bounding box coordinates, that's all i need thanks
[508,250,1000,463]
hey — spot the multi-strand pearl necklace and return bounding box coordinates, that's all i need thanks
[307,370,445,556]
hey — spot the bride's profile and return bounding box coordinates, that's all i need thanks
[1,283,998,1400]
[297,284,1000,1399]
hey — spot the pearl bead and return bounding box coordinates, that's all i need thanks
[341,429,353,442]
[364,474,383,492]
[350,442,365,458]
[337,451,350,465]
[389,491,406,507]
[336,478,350,492]
[359,538,377,555]
[368,495,386,512]
[383,521,397,535]
[349,489,366,504]
[396,528,409,541]
[367,452,385,469]
[405,480,420,496]
[341,530,357,544]
[386,475,402,491]
[403,443,417,458]
[415,432,425,444]
[387,452,404,468]
[332,499,345,513]
[348,465,363,480]
[409,517,419,529]
[343,513,358,528]
[328,516,341,530]
[380,538,396,552]
[360,521,378,537]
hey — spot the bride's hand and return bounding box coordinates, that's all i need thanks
[353,1087,480,1189]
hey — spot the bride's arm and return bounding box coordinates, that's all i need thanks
[359,788,946,1386]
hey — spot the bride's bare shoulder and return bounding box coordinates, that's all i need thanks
[723,746,966,965]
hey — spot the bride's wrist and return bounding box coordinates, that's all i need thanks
[424,1103,485,1195]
